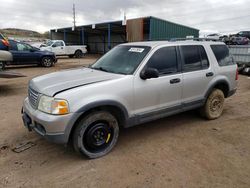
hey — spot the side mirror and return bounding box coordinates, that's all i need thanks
[140,67,159,80]
[30,48,36,52]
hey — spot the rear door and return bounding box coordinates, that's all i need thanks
[180,45,213,108]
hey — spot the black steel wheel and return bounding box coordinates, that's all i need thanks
[73,111,119,159]
[41,57,54,67]
[74,50,83,58]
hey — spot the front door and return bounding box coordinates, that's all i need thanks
[51,41,65,55]
[134,46,182,123]
[11,42,36,64]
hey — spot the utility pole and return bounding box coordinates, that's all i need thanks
[73,3,76,30]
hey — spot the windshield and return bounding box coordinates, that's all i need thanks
[46,41,53,46]
[91,45,151,75]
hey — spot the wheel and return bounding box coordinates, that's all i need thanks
[41,57,54,67]
[73,111,119,159]
[0,62,5,71]
[200,89,225,120]
[74,50,83,58]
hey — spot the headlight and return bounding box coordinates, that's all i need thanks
[38,95,69,115]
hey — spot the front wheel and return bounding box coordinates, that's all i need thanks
[73,111,119,159]
[200,89,225,120]
[0,62,5,71]
[41,57,54,67]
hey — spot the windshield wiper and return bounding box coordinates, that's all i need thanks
[91,66,109,73]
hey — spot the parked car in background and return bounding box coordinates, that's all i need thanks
[5,40,57,68]
[0,50,12,70]
[22,41,238,158]
[0,33,10,51]
[40,40,87,58]
[219,35,230,44]
[206,33,220,41]
[236,31,250,39]
[230,36,249,45]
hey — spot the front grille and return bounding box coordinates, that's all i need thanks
[28,87,40,109]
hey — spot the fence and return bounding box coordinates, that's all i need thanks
[228,45,250,66]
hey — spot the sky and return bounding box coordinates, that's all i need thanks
[0,0,250,36]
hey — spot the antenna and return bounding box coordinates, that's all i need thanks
[73,3,76,30]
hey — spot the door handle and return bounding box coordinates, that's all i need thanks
[206,72,214,77]
[61,47,63,49]
[170,78,181,84]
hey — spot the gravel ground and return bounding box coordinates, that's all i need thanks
[0,56,249,188]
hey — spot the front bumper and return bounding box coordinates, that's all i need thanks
[22,97,76,144]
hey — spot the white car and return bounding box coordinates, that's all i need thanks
[206,34,220,41]
[40,40,87,58]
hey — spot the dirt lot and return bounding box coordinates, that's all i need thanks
[0,56,250,188]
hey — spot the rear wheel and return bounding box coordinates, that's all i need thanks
[0,62,5,71]
[74,50,83,58]
[41,57,54,67]
[73,111,119,159]
[200,89,225,120]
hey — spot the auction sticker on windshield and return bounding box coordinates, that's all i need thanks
[129,48,145,53]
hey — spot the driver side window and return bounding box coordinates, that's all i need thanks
[17,43,29,51]
[52,42,63,47]
[147,46,178,75]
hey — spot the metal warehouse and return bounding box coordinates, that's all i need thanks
[50,16,199,54]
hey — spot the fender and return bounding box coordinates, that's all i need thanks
[204,79,230,99]
[63,100,130,143]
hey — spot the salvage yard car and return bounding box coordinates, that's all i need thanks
[0,50,12,70]
[7,40,57,67]
[22,41,238,158]
[40,40,87,58]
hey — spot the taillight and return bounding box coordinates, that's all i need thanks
[1,39,9,47]
[235,69,239,80]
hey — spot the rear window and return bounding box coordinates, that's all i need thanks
[211,45,234,66]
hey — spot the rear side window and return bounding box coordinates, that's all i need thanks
[147,46,178,75]
[211,45,234,66]
[181,45,209,72]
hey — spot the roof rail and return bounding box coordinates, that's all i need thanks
[169,38,220,42]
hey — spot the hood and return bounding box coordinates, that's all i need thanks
[29,68,122,96]
[37,49,54,55]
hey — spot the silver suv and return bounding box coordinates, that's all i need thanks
[22,41,238,158]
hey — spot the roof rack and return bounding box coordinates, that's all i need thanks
[169,38,220,42]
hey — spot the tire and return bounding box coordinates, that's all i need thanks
[73,111,119,159]
[200,89,225,120]
[74,50,83,58]
[41,57,54,67]
[0,62,5,71]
